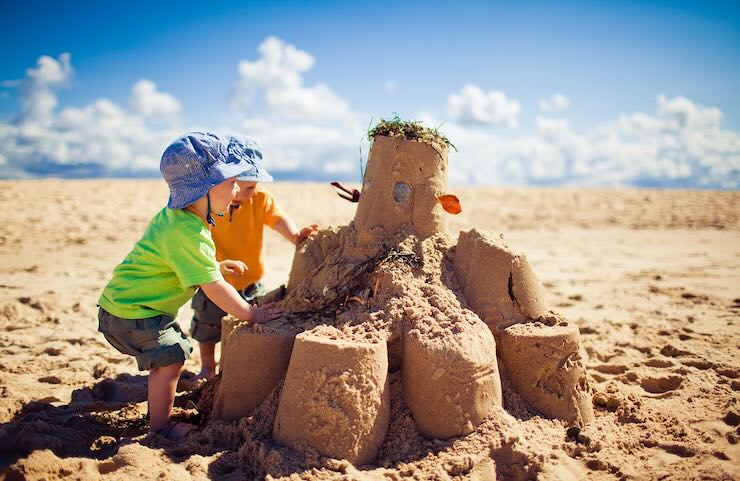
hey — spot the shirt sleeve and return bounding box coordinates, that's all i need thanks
[164,219,223,288]
[261,190,286,228]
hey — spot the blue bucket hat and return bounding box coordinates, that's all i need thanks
[160,132,255,210]
[234,137,273,182]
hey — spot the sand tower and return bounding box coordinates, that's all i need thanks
[212,118,594,466]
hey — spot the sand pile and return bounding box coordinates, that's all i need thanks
[199,123,594,477]
[0,179,737,480]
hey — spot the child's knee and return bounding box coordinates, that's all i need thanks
[150,360,185,375]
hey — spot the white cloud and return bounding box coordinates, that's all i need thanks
[231,116,365,179]
[0,42,738,189]
[226,36,365,180]
[231,36,352,122]
[0,99,179,177]
[441,95,739,188]
[656,94,721,131]
[0,55,179,177]
[130,79,181,119]
[18,52,73,123]
[539,93,570,112]
[448,84,521,127]
[0,44,363,180]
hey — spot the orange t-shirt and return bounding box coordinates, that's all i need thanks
[211,187,284,290]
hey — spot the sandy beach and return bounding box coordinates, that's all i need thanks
[0,180,738,480]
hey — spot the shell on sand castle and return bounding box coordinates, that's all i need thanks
[273,327,390,466]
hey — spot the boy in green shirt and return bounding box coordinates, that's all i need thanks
[98,132,282,440]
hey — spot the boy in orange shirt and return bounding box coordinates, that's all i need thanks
[190,138,318,379]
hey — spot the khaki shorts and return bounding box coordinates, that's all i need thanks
[98,307,192,371]
[190,282,266,343]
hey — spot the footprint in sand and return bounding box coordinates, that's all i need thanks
[716,367,739,380]
[730,298,740,310]
[592,364,629,375]
[38,376,62,384]
[723,411,739,430]
[589,363,629,383]
[42,346,64,356]
[660,344,692,357]
[644,358,674,368]
[656,442,695,458]
[640,374,683,394]
[680,291,710,304]
[682,358,713,370]
[579,326,599,335]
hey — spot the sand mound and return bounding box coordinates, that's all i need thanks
[1,134,737,478]
[208,131,595,474]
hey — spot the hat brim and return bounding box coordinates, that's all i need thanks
[237,170,273,182]
[211,161,252,183]
[166,160,253,209]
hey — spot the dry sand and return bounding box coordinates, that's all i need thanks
[0,180,738,480]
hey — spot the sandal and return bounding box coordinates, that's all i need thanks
[153,420,197,440]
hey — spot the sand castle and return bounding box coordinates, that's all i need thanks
[211,119,594,465]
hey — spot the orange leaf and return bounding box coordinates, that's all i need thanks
[437,194,462,215]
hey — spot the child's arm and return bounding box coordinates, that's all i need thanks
[200,279,282,322]
[272,215,319,245]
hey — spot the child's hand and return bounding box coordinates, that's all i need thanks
[295,224,319,244]
[219,260,248,276]
[248,302,283,323]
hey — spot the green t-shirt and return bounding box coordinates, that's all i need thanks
[98,208,223,319]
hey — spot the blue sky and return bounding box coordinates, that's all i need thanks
[1,0,738,187]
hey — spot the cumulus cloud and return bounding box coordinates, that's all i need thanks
[539,93,570,112]
[130,79,181,119]
[448,84,521,127]
[232,117,365,180]
[17,53,73,123]
[0,42,364,180]
[226,36,365,179]
[231,36,352,122]
[0,99,179,177]
[656,94,721,130]
[0,55,180,177]
[1,41,738,188]
[441,95,739,188]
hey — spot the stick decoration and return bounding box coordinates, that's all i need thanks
[331,181,361,202]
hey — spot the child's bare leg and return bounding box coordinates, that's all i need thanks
[195,341,217,380]
[149,362,196,439]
